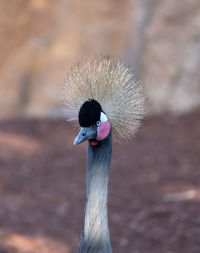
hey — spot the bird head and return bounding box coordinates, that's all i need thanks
[74,99,111,146]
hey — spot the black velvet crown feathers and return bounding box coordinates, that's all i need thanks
[78,99,102,127]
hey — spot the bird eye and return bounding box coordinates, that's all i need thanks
[96,121,101,126]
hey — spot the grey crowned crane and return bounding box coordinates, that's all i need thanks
[64,57,145,253]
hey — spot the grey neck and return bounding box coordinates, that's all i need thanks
[79,133,112,253]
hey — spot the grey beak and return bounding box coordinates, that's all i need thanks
[74,126,97,145]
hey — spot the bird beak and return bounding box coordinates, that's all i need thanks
[73,126,97,145]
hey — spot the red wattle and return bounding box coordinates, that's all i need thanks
[90,140,99,146]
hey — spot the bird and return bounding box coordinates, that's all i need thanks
[63,57,145,253]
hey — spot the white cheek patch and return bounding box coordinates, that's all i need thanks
[100,112,108,123]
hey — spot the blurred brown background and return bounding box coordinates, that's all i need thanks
[0,0,200,118]
[0,1,200,253]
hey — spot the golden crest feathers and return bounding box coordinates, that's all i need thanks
[63,57,145,141]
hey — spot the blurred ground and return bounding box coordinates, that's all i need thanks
[0,111,199,253]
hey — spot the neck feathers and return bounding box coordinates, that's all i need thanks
[79,134,112,253]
